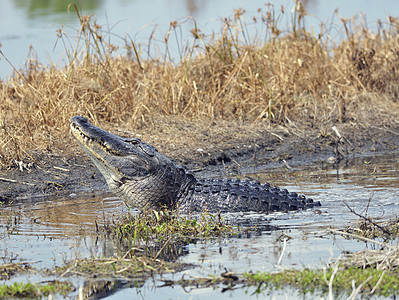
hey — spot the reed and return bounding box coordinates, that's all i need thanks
[1,2,399,166]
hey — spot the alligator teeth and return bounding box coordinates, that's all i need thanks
[72,126,112,153]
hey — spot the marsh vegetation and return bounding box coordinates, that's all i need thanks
[1,2,399,166]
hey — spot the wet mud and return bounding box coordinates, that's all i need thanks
[1,122,399,203]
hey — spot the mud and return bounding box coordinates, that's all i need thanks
[1,120,399,205]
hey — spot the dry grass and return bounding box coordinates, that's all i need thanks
[1,2,399,166]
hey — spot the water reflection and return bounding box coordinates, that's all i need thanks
[10,0,208,20]
[185,0,207,15]
[0,194,126,237]
[12,0,101,17]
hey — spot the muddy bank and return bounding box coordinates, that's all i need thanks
[1,119,399,205]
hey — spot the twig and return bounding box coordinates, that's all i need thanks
[332,125,352,157]
[362,191,374,217]
[269,131,284,141]
[347,276,372,300]
[53,166,70,172]
[324,228,392,249]
[328,261,340,300]
[122,247,143,259]
[370,270,385,295]
[115,266,130,274]
[332,126,341,138]
[1,261,38,267]
[343,200,389,235]
[0,49,43,97]
[154,236,173,260]
[0,177,35,186]
[377,247,399,270]
[282,159,292,169]
[276,237,287,266]
[56,267,73,280]
[369,125,399,136]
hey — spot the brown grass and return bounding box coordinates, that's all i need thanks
[1,2,399,166]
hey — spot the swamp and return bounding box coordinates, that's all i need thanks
[1,0,399,299]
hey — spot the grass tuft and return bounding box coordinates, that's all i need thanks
[0,281,72,298]
[115,209,238,242]
[245,266,399,297]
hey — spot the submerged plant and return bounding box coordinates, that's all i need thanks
[115,208,238,241]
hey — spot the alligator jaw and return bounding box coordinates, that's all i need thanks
[70,116,125,185]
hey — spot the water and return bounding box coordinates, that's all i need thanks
[1,0,399,79]
[0,195,127,270]
[1,154,398,298]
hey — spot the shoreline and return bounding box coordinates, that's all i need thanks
[1,120,398,204]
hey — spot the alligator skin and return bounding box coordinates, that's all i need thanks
[70,116,321,213]
[178,178,319,213]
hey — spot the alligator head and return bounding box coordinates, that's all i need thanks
[70,116,195,211]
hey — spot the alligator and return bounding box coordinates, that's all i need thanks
[70,116,321,213]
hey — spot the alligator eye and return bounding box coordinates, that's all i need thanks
[126,139,140,145]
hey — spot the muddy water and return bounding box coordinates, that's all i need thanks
[1,154,399,298]
[0,194,128,270]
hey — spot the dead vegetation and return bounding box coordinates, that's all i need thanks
[1,2,399,166]
[317,189,399,260]
[0,262,35,280]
